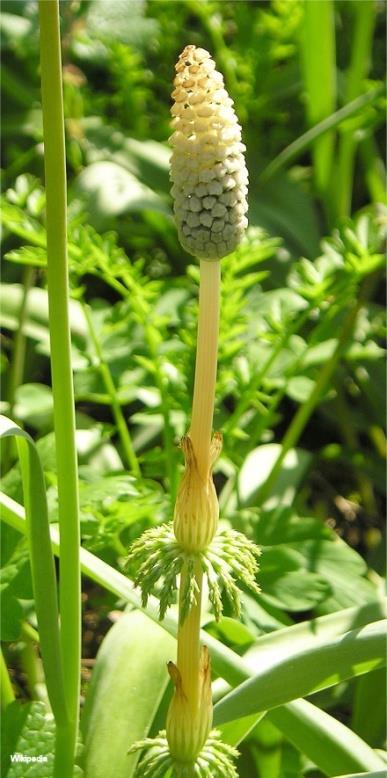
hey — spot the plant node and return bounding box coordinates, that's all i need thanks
[128,728,239,777]
[126,523,260,623]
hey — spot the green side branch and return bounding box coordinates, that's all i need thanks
[126,522,260,623]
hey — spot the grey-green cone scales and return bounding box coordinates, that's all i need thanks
[170,45,248,260]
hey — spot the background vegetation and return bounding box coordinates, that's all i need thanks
[1,1,386,777]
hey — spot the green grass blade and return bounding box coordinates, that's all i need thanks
[228,599,387,679]
[352,668,386,747]
[213,620,386,725]
[38,1,81,760]
[301,0,336,204]
[0,418,68,727]
[218,713,266,748]
[331,773,387,778]
[268,699,385,775]
[335,0,376,218]
[259,86,383,184]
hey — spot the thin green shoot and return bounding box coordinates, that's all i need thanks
[39,0,81,770]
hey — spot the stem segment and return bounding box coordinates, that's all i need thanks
[39,0,80,770]
[175,259,221,723]
[190,260,221,480]
[177,563,203,710]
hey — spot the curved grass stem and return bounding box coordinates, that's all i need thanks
[39,1,80,772]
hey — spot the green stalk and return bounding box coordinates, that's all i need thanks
[7,265,34,416]
[301,0,336,215]
[336,0,376,219]
[82,302,140,476]
[259,86,383,185]
[177,563,204,710]
[0,648,15,709]
[3,265,35,471]
[39,0,80,771]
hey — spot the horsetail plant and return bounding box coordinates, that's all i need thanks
[127,45,260,777]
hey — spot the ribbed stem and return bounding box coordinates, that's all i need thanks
[174,259,220,722]
[190,260,221,480]
[177,562,203,710]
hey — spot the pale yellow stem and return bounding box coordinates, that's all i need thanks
[189,260,221,480]
[177,562,203,711]
[176,259,221,710]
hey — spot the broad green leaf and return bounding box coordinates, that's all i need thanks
[6,702,56,778]
[85,0,158,50]
[0,588,23,641]
[74,161,169,225]
[352,669,387,748]
[1,701,30,777]
[213,619,386,725]
[302,537,377,613]
[252,717,284,778]
[13,383,53,431]
[0,541,31,641]
[259,568,331,612]
[206,616,255,649]
[238,444,312,510]
[81,610,175,778]
[257,544,332,611]
[254,508,378,613]
[249,176,321,258]
[0,284,89,360]
[218,713,266,748]
[268,698,385,775]
[81,119,170,194]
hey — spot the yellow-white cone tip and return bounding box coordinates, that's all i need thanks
[170,45,248,261]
